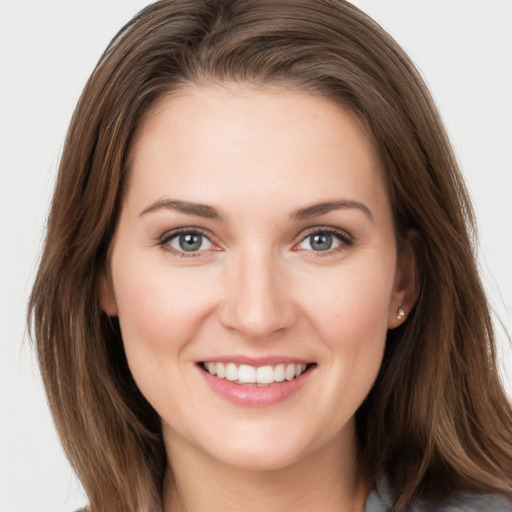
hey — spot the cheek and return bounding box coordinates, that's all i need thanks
[110,259,221,417]
[111,257,217,364]
[301,261,394,344]
[297,262,393,408]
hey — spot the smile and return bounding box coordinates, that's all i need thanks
[201,362,310,386]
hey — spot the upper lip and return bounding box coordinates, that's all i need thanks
[197,355,314,366]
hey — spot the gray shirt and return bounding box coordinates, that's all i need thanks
[364,478,512,511]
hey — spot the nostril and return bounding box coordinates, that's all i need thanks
[218,302,298,339]
[217,267,297,338]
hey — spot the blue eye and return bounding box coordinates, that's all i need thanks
[297,229,351,252]
[165,231,213,253]
[309,233,335,251]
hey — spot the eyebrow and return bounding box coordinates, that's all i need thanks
[140,199,225,220]
[139,198,373,223]
[291,200,373,222]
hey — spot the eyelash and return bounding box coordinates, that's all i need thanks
[157,226,354,257]
[158,227,216,258]
[295,226,354,257]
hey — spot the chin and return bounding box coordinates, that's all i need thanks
[173,415,349,473]
[206,439,310,472]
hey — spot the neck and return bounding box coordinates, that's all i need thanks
[162,428,367,512]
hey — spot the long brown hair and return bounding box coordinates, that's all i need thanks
[28,1,512,511]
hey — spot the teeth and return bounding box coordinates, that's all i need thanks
[238,364,256,383]
[274,364,286,382]
[256,365,274,384]
[202,361,310,385]
[285,363,295,381]
[216,362,226,379]
[225,362,238,381]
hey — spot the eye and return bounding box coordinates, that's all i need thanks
[296,228,352,253]
[163,230,213,254]
[300,233,338,251]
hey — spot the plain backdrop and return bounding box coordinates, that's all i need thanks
[1,1,511,511]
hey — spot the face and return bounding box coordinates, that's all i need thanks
[101,84,415,472]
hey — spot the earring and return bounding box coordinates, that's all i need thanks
[396,307,405,321]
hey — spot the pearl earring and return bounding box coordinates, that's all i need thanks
[396,307,405,321]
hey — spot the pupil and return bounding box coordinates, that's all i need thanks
[311,233,332,251]
[179,233,202,251]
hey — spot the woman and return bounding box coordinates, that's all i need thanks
[28,1,512,511]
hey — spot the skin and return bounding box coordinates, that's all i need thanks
[101,84,417,511]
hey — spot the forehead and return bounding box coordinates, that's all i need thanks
[125,84,389,218]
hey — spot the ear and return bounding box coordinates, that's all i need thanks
[388,233,419,329]
[99,268,118,317]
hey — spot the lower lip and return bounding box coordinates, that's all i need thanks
[198,366,313,407]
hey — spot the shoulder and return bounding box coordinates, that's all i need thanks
[440,492,512,511]
[364,478,512,512]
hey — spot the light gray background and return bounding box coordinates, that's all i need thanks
[1,1,511,511]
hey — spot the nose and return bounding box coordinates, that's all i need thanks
[219,247,297,339]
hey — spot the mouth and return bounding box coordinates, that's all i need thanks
[199,361,315,386]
